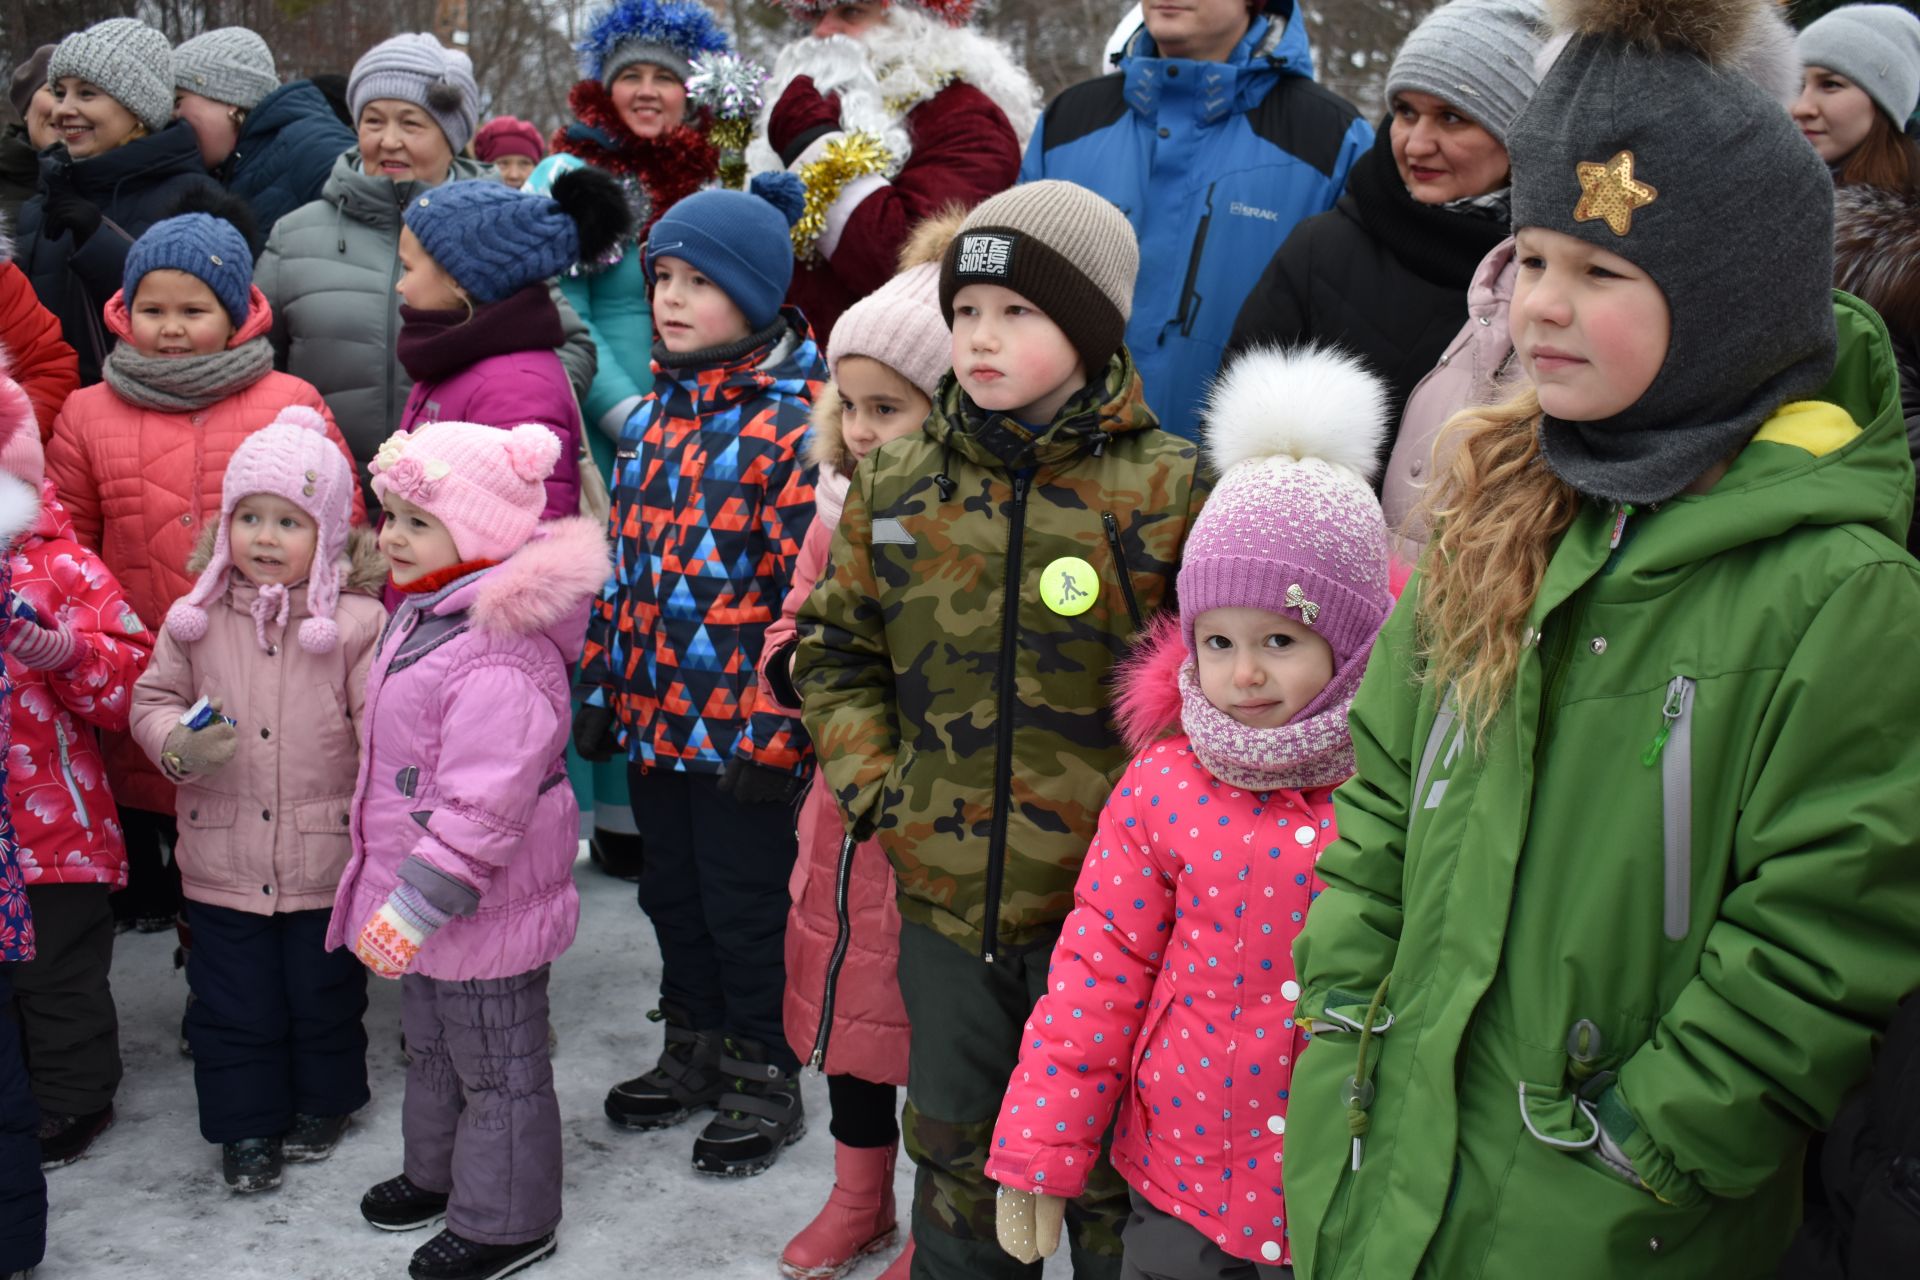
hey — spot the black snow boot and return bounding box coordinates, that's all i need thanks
[361,1173,449,1231]
[38,1105,113,1169]
[284,1112,351,1163]
[223,1137,283,1193]
[409,1227,556,1280]
[692,1035,806,1177]
[603,1002,724,1130]
[587,828,643,882]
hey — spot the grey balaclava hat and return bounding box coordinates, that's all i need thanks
[1507,0,1837,506]
[173,27,280,111]
[1386,0,1549,145]
[1797,3,1920,127]
[47,18,174,133]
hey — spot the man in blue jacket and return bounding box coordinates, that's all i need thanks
[1022,0,1369,438]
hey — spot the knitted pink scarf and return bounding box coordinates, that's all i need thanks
[1175,654,1366,792]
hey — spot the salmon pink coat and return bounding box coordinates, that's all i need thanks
[43,287,364,814]
[986,624,1339,1269]
[327,516,610,981]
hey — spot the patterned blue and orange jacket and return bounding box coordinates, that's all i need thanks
[582,309,824,775]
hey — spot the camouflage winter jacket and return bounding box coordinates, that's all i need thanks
[794,352,1208,958]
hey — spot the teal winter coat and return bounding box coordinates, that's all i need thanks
[1286,294,1920,1279]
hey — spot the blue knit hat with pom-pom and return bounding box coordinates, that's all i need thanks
[645,172,804,330]
[579,0,731,85]
[403,167,635,304]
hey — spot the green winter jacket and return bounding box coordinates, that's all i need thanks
[794,352,1208,959]
[1286,294,1920,1279]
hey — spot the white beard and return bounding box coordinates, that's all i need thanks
[746,5,1041,178]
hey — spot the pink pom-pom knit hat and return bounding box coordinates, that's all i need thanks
[166,405,358,654]
[369,421,563,564]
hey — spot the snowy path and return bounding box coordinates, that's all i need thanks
[39,849,1070,1279]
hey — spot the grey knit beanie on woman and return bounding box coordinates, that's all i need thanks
[174,27,280,111]
[347,33,480,153]
[1797,3,1920,127]
[1385,0,1548,144]
[47,17,174,133]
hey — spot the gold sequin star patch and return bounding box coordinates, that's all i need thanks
[1573,150,1658,236]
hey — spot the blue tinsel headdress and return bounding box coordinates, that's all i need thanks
[577,0,733,82]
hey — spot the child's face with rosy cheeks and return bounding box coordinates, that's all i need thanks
[950,283,1087,425]
[835,357,931,462]
[651,255,754,353]
[229,494,317,587]
[1511,227,1671,423]
[1193,606,1336,729]
[129,270,235,357]
[378,492,462,584]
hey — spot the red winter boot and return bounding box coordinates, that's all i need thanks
[874,1235,914,1280]
[779,1141,899,1279]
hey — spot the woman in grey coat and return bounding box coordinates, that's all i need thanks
[255,34,594,474]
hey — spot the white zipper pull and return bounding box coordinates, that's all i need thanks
[1608,503,1636,550]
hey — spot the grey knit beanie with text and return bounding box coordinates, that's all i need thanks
[174,27,280,111]
[1385,0,1548,144]
[48,18,174,133]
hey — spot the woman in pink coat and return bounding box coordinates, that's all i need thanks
[987,350,1397,1277]
[392,166,635,524]
[130,405,387,1195]
[749,231,951,1280]
[328,420,609,1280]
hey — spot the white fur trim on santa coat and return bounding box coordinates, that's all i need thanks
[747,5,1041,178]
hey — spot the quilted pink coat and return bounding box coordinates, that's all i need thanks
[396,349,582,523]
[986,623,1340,1269]
[761,407,910,1083]
[326,516,610,981]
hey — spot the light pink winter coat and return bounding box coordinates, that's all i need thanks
[986,624,1340,1269]
[129,531,387,914]
[1380,236,1518,564]
[326,516,610,981]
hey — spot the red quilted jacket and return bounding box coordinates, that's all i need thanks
[0,260,79,437]
[4,481,152,886]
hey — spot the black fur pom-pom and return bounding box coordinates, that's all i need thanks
[161,183,262,258]
[551,165,635,266]
[426,77,466,115]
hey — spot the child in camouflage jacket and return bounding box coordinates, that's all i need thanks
[794,181,1209,1280]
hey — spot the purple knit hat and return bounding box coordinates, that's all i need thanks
[1178,346,1395,673]
[166,406,357,654]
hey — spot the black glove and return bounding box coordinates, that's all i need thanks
[718,756,802,807]
[762,640,800,709]
[572,703,621,763]
[41,184,103,247]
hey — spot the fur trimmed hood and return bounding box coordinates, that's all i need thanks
[0,469,39,553]
[186,523,389,596]
[809,386,853,477]
[746,4,1040,177]
[1113,612,1187,755]
[1835,184,1920,339]
[450,515,612,640]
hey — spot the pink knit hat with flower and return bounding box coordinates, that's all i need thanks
[166,405,357,654]
[1178,346,1395,672]
[369,421,561,563]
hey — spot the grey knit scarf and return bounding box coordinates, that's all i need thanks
[102,337,276,412]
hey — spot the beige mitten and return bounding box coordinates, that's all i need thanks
[995,1184,1066,1265]
[159,698,238,779]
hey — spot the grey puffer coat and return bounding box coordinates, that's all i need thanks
[256,151,596,472]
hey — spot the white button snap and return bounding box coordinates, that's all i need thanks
[1261,1242,1283,1262]
[1294,826,1315,846]
[1281,980,1301,1001]
[1267,1114,1285,1135]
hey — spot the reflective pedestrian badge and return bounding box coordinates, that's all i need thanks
[1041,556,1098,616]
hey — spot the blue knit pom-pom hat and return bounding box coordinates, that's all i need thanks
[403,167,635,304]
[123,213,255,326]
[578,0,731,86]
[644,171,805,330]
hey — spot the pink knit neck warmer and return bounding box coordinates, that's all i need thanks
[1176,659,1361,793]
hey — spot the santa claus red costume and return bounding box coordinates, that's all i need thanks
[749,0,1039,347]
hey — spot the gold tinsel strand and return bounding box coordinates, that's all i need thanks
[791,131,894,263]
[710,118,754,190]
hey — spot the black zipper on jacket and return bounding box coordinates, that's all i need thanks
[1173,183,1216,337]
[1101,512,1144,631]
[807,832,860,1072]
[982,469,1033,965]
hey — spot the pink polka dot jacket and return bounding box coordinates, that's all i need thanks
[986,733,1336,1268]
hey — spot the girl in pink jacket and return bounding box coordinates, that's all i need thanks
[987,348,1398,1278]
[751,219,955,1280]
[327,420,609,1280]
[130,405,387,1195]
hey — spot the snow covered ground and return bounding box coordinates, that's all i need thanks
[38,848,1072,1279]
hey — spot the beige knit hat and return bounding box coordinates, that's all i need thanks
[939,180,1138,375]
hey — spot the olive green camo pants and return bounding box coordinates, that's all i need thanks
[896,918,1126,1280]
